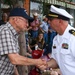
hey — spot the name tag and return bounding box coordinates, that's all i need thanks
[53,45,56,49]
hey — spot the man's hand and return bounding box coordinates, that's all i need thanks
[38,64,47,70]
[36,59,47,65]
[36,59,48,70]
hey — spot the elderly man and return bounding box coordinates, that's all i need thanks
[0,8,46,75]
[38,5,75,75]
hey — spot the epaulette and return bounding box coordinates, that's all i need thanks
[69,29,75,36]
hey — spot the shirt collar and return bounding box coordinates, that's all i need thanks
[6,22,18,36]
[61,24,72,38]
[56,25,72,43]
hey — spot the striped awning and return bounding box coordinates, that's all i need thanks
[35,0,75,9]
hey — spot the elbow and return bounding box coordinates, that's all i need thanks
[8,53,20,65]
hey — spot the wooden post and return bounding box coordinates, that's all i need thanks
[17,0,30,74]
[17,32,28,75]
[23,0,30,15]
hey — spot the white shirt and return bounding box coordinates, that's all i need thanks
[40,21,48,33]
[51,25,75,75]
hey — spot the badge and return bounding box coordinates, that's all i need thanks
[69,29,75,36]
[62,43,68,49]
[53,44,56,49]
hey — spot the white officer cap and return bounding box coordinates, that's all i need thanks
[47,5,73,21]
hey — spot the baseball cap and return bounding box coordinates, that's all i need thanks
[47,5,73,21]
[9,8,33,21]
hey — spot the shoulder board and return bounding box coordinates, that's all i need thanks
[69,29,75,36]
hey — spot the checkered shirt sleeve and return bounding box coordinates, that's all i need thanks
[0,23,19,75]
[0,27,19,55]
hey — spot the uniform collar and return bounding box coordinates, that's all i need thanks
[56,25,72,43]
[58,24,71,39]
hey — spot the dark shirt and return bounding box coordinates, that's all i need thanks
[29,38,36,50]
[0,20,6,26]
[29,38,46,50]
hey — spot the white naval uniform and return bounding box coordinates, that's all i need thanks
[51,25,75,75]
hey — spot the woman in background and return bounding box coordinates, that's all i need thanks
[29,32,46,51]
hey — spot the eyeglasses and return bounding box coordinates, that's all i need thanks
[18,18,28,23]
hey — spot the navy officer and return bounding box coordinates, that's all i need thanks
[38,5,75,75]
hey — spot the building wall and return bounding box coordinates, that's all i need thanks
[6,0,74,27]
[24,0,30,15]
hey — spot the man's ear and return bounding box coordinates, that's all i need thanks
[14,17,19,24]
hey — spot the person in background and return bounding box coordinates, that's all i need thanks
[38,5,75,75]
[36,32,46,51]
[29,32,45,52]
[30,12,40,39]
[48,20,57,54]
[40,15,48,44]
[26,32,46,58]
[0,8,46,75]
[0,13,8,26]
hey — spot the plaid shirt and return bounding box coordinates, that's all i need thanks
[0,22,19,75]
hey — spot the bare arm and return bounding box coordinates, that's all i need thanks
[8,53,46,66]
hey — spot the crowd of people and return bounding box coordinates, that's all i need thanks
[0,5,75,75]
[26,12,57,58]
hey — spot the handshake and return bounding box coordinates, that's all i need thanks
[35,58,49,71]
[34,58,61,75]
